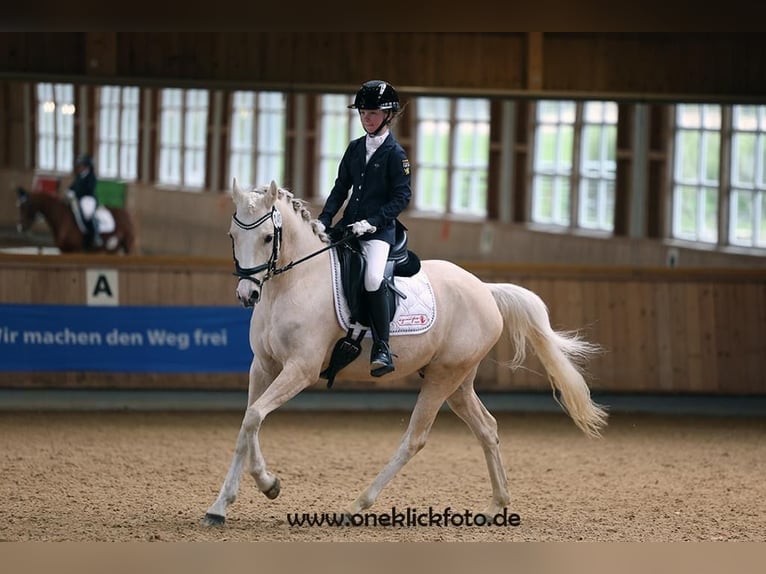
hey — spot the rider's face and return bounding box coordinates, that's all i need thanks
[359,109,388,134]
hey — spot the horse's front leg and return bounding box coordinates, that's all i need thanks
[201,418,254,526]
[242,360,316,497]
[202,358,273,526]
[202,360,314,526]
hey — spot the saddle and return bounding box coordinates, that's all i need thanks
[66,191,116,238]
[320,221,421,388]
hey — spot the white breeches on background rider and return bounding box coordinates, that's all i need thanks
[360,239,390,292]
[79,196,97,220]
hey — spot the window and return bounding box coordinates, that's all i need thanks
[451,99,490,215]
[228,91,286,189]
[579,102,617,231]
[671,104,721,243]
[158,88,209,189]
[317,94,363,199]
[415,98,450,212]
[532,101,575,225]
[415,97,490,215]
[729,105,766,248]
[531,100,617,230]
[36,83,75,173]
[96,86,139,181]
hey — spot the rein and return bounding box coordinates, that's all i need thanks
[231,206,354,286]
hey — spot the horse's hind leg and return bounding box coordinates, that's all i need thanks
[345,368,468,516]
[446,371,511,517]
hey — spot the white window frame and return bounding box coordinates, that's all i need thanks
[96,85,140,181]
[228,91,286,190]
[578,102,618,231]
[415,97,451,213]
[531,100,576,226]
[158,88,209,190]
[671,104,721,244]
[531,100,617,230]
[450,98,490,216]
[316,94,363,199]
[36,82,75,173]
[729,105,766,248]
[414,96,490,216]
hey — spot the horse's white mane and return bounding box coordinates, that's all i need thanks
[239,183,330,244]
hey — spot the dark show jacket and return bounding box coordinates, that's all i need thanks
[69,169,97,201]
[319,132,411,245]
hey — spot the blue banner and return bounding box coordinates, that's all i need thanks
[0,304,253,373]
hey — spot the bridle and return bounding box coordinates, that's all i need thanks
[231,206,283,289]
[230,206,354,293]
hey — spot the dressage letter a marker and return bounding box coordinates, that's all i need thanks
[93,275,113,297]
[86,269,119,306]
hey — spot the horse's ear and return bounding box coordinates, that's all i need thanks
[266,180,279,205]
[231,178,244,202]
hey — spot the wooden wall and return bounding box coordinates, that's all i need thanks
[1,33,764,101]
[1,254,764,395]
[4,169,765,269]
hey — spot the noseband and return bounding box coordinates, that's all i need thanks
[231,206,283,288]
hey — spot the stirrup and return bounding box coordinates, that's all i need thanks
[370,342,394,377]
[371,361,395,377]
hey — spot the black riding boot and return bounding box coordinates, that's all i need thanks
[83,218,103,250]
[365,284,395,377]
[83,219,96,250]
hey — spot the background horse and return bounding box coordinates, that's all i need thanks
[203,180,608,526]
[16,187,136,254]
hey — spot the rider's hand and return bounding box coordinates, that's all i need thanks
[349,220,377,237]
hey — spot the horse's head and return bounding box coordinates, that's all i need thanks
[15,187,38,233]
[229,179,285,307]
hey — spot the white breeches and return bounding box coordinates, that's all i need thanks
[360,239,390,291]
[80,196,97,220]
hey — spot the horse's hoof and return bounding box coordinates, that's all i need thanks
[263,477,281,500]
[201,513,225,527]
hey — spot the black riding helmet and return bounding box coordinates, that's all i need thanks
[75,153,94,169]
[348,80,401,113]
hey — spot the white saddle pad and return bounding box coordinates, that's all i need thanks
[70,202,117,235]
[95,207,116,234]
[329,247,436,337]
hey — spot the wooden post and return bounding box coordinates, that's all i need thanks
[85,32,117,77]
[526,32,543,91]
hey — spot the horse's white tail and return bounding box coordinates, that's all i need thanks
[486,283,608,438]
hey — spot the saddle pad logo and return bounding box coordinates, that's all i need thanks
[397,314,429,327]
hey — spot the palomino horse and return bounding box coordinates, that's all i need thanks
[203,180,607,526]
[16,187,136,254]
